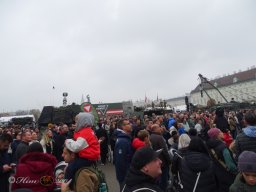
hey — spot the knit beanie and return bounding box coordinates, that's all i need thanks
[131,147,162,170]
[238,151,256,172]
[207,128,221,139]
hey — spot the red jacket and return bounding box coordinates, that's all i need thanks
[74,127,100,160]
[132,138,146,151]
[223,132,233,147]
[12,152,57,192]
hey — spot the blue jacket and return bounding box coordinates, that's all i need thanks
[114,131,133,183]
[168,118,176,128]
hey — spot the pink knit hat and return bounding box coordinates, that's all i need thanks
[207,128,221,139]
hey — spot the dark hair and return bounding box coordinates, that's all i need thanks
[21,131,30,139]
[188,128,198,137]
[0,134,13,143]
[117,118,128,129]
[188,137,209,154]
[27,142,43,153]
[244,112,256,126]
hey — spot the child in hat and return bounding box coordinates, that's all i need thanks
[229,151,256,191]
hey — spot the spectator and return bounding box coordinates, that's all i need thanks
[61,144,99,192]
[54,124,69,162]
[29,132,39,144]
[180,137,217,192]
[95,122,108,165]
[64,112,100,190]
[235,112,256,159]
[168,130,179,150]
[229,151,256,191]
[11,131,21,161]
[207,128,237,192]
[150,124,171,191]
[132,129,150,151]
[114,118,133,190]
[0,134,13,192]
[14,131,32,163]
[40,129,54,154]
[122,147,163,192]
[171,133,191,175]
[12,142,57,192]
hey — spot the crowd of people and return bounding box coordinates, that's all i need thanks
[0,107,256,192]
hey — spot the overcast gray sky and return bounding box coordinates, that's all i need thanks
[0,0,255,112]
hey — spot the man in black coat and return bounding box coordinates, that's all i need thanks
[150,124,172,191]
[14,131,31,163]
[122,147,164,192]
[0,134,13,192]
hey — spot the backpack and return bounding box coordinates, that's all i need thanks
[74,165,108,192]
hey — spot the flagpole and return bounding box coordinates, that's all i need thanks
[52,86,55,106]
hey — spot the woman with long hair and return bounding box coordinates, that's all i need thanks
[40,129,54,154]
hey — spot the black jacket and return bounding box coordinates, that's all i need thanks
[0,150,12,192]
[235,126,256,158]
[122,167,163,192]
[150,133,171,167]
[171,147,189,175]
[180,151,217,192]
[207,139,236,192]
[14,141,29,163]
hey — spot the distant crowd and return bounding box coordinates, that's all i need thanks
[0,108,256,192]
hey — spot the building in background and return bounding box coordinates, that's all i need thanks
[166,96,187,108]
[190,67,256,106]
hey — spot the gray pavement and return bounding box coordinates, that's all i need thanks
[100,163,119,192]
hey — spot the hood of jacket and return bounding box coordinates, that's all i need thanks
[75,112,94,132]
[19,152,57,173]
[243,126,256,137]
[132,138,145,150]
[184,151,211,172]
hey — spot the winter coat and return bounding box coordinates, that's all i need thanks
[114,131,133,183]
[11,139,21,162]
[171,147,189,175]
[180,151,217,192]
[168,118,176,128]
[73,112,100,161]
[214,116,229,133]
[150,133,171,168]
[132,138,145,151]
[229,173,256,192]
[207,139,237,192]
[65,157,96,190]
[53,133,67,162]
[74,127,100,160]
[74,168,99,192]
[12,152,57,192]
[0,150,12,192]
[122,166,164,192]
[14,141,29,163]
[235,126,256,158]
[95,127,108,153]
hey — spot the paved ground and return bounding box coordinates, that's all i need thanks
[100,162,119,192]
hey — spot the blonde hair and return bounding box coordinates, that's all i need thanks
[42,129,52,144]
